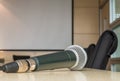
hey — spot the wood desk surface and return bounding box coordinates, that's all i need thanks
[0,68,120,81]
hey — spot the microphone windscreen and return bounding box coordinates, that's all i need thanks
[65,45,87,70]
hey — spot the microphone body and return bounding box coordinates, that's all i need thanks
[33,50,76,71]
[2,45,87,73]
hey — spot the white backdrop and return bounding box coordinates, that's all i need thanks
[0,0,72,50]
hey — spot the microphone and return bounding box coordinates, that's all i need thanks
[1,45,87,73]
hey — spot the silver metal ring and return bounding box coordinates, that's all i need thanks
[26,59,36,71]
[16,60,29,72]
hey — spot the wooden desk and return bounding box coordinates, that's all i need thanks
[0,68,120,81]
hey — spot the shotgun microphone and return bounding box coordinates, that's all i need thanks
[1,45,87,73]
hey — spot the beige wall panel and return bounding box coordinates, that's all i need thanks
[0,51,36,62]
[74,0,98,8]
[99,0,104,6]
[0,51,56,62]
[74,8,99,34]
[101,2,109,31]
[74,34,99,48]
[102,2,109,20]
